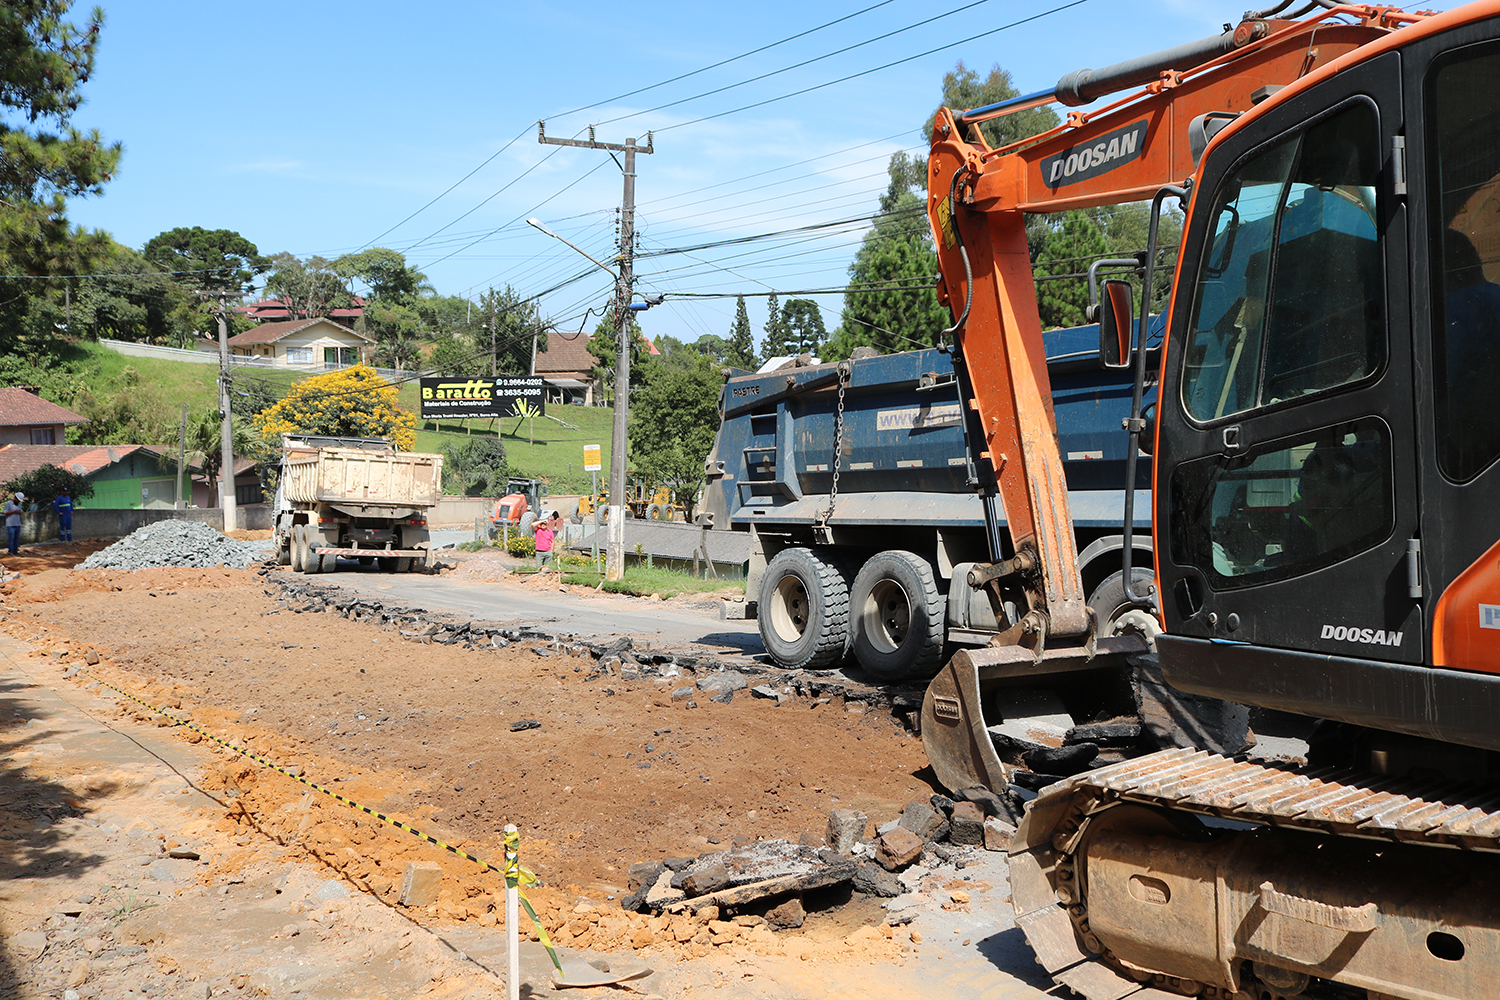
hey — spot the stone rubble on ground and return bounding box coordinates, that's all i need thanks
[76,521,271,571]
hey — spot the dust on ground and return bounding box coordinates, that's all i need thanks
[0,560,1021,1000]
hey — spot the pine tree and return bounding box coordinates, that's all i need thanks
[762,292,793,359]
[727,295,757,369]
[779,299,827,356]
[0,3,122,354]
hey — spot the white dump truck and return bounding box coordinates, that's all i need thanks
[271,434,444,574]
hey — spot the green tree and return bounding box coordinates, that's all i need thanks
[70,239,188,343]
[691,333,732,365]
[628,353,723,519]
[1033,210,1110,329]
[2,464,94,513]
[833,62,1061,359]
[0,2,121,357]
[778,298,827,356]
[142,227,267,295]
[262,252,352,320]
[924,61,1060,150]
[189,410,254,498]
[441,436,508,496]
[726,295,757,369]
[760,292,789,359]
[333,247,428,302]
[426,335,479,374]
[475,284,546,375]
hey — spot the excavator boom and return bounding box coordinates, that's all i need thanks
[923,2,1500,996]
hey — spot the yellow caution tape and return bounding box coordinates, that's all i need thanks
[79,669,563,975]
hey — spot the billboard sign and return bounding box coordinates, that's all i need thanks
[419,376,546,420]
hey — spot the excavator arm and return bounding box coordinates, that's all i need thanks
[924,10,1402,645]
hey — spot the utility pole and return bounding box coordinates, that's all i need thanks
[176,402,188,509]
[213,293,238,533]
[539,121,654,581]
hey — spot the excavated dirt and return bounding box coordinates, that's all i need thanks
[0,545,990,999]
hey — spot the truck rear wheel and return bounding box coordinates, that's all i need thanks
[291,525,309,573]
[275,529,292,566]
[377,556,399,572]
[850,550,946,681]
[1088,567,1160,638]
[758,548,849,669]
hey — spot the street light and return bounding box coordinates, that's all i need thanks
[528,217,663,581]
[526,218,615,276]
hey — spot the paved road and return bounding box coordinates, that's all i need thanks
[315,566,765,656]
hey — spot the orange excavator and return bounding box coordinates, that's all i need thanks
[919,2,1500,997]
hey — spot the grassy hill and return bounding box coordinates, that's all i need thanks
[52,341,614,495]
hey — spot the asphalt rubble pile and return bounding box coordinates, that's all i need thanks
[263,572,928,718]
[76,520,271,571]
[617,788,1026,929]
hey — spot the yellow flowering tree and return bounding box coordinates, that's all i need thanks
[253,364,417,451]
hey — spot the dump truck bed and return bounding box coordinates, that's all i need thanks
[280,446,442,508]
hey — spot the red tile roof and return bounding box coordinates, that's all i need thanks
[237,296,365,321]
[533,331,598,375]
[0,388,89,427]
[0,444,145,481]
[0,444,225,484]
[227,317,373,347]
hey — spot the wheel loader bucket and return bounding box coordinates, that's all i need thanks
[920,635,1149,793]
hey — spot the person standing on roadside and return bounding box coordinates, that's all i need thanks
[4,492,25,556]
[534,510,558,570]
[52,489,73,542]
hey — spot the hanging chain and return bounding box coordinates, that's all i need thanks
[821,362,851,530]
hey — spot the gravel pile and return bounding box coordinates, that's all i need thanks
[76,520,271,571]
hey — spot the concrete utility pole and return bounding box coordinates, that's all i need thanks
[539,122,654,581]
[213,294,238,533]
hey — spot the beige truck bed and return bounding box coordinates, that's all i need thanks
[281,446,442,507]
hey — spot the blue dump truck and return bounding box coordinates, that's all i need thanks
[699,324,1157,680]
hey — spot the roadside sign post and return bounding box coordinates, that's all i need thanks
[584,445,602,570]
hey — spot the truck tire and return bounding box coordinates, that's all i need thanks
[758,548,850,670]
[850,550,946,681]
[1088,567,1160,638]
[291,525,309,573]
[377,556,399,572]
[275,527,292,566]
[520,512,536,538]
[646,503,665,521]
[570,503,583,525]
[397,557,415,573]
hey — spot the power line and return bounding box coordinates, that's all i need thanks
[656,0,1090,133]
[356,123,534,250]
[544,0,900,122]
[593,0,998,130]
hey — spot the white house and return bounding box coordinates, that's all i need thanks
[225,318,374,368]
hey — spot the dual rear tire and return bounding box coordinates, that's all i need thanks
[757,547,948,682]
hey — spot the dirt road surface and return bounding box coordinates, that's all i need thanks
[0,542,1057,1000]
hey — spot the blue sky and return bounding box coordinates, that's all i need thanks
[65,0,1452,351]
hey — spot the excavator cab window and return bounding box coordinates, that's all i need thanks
[1429,42,1500,483]
[1170,416,1392,588]
[1181,100,1384,423]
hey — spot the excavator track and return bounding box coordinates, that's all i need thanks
[1010,748,1500,1000]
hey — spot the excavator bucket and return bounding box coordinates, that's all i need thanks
[920,635,1149,794]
